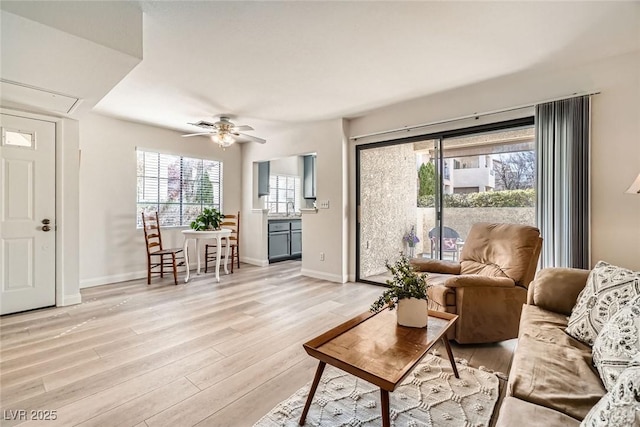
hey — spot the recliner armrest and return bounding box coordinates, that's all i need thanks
[527,267,590,315]
[443,275,515,288]
[410,259,461,275]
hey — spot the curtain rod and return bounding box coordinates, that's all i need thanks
[349,90,600,141]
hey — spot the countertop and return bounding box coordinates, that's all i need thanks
[268,215,302,221]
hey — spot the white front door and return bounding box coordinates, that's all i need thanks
[0,113,56,315]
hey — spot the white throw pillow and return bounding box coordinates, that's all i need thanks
[580,356,640,427]
[592,295,640,390]
[566,261,640,346]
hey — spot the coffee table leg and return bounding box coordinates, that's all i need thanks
[299,361,326,426]
[380,389,390,427]
[442,337,460,378]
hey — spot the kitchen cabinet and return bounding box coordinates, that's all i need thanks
[303,155,316,199]
[290,221,302,257]
[268,219,302,262]
[258,161,270,197]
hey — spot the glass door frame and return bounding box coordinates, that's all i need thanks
[355,117,534,285]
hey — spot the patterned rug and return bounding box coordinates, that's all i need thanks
[255,353,501,427]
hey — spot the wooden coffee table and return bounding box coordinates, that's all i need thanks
[299,309,459,426]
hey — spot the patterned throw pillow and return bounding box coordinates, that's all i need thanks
[566,261,640,346]
[580,356,640,427]
[592,295,640,390]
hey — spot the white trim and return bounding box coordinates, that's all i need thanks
[241,256,269,267]
[1,108,81,309]
[80,271,147,288]
[301,268,347,283]
[348,273,356,282]
[80,261,203,288]
[59,293,82,306]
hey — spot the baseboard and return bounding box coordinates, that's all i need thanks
[80,262,201,288]
[241,256,269,267]
[80,271,147,288]
[59,293,82,306]
[300,268,347,283]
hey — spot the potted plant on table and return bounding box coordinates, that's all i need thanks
[370,254,430,328]
[190,207,222,231]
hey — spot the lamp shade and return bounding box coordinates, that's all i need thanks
[626,173,640,194]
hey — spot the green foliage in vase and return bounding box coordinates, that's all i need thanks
[370,254,429,313]
[190,207,222,231]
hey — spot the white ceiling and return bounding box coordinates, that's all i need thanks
[21,2,640,134]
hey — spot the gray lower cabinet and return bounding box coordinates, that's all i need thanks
[268,219,302,262]
[268,231,290,261]
[291,230,302,257]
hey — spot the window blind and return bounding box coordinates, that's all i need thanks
[267,175,300,214]
[136,150,223,227]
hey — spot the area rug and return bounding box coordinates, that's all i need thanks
[255,353,501,427]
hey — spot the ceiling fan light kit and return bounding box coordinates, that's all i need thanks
[182,116,266,148]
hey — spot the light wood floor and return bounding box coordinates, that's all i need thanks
[0,261,515,426]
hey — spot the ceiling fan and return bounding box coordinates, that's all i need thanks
[182,116,266,148]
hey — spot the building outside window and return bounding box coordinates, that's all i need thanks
[136,149,222,227]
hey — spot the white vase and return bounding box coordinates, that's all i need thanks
[396,298,428,328]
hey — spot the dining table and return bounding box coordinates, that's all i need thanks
[181,229,232,283]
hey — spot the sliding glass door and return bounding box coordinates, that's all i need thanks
[356,118,536,285]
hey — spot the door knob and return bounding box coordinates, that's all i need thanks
[42,219,50,225]
[42,225,51,232]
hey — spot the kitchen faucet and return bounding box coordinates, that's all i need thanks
[286,201,295,216]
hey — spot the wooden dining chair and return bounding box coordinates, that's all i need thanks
[141,211,185,285]
[205,211,240,273]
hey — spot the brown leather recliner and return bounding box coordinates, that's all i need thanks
[411,222,542,344]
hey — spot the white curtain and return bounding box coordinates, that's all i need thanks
[536,96,590,269]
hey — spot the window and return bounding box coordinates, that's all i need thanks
[136,150,223,227]
[267,175,300,214]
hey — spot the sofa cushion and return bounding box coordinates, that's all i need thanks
[528,267,591,315]
[592,294,640,391]
[580,358,640,427]
[518,304,570,339]
[508,329,605,420]
[566,261,640,346]
[496,397,580,427]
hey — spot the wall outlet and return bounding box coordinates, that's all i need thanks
[320,252,325,261]
[319,200,330,209]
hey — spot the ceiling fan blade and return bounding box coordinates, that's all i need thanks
[232,125,253,131]
[189,120,216,129]
[182,132,213,137]
[236,132,266,144]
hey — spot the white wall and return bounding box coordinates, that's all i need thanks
[78,113,242,287]
[349,51,640,272]
[270,156,301,176]
[241,119,348,282]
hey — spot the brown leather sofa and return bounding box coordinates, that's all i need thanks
[496,267,605,426]
[411,222,542,344]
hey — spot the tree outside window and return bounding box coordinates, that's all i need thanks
[136,150,223,227]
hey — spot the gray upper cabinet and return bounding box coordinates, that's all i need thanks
[303,155,316,199]
[258,161,270,197]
